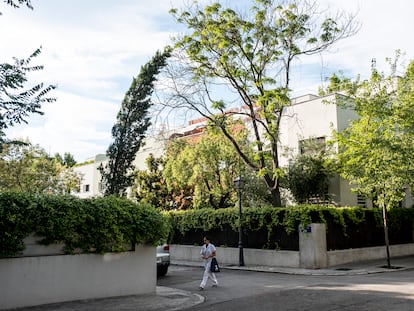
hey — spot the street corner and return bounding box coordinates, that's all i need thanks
[155,286,205,311]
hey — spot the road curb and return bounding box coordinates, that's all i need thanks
[171,259,414,276]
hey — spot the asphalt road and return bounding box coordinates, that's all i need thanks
[157,265,414,311]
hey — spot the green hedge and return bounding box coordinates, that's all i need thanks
[166,205,414,250]
[167,205,370,236]
[0,192,168,257]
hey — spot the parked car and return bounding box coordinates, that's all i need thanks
[156,244,170,277]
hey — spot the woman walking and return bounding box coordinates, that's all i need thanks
[199,236,219,290]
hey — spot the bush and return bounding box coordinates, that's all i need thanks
[0,192,168,257]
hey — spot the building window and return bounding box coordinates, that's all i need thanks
[308,185,330,205]
[299,136,326,155]
[98,182,105,193]
[83,184,90,192]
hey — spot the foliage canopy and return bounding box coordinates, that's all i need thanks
[0,141,82,194]
[0,192,168,257]
[164,0,358,206]
[334,57,414,209]
[0,2,55,150]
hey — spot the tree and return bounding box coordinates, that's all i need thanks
[318,71,352,96]
[131,154,171,209]
[163,132,242,209]
[333,56,414,267]
[99,48,171,197]
[162,124,272,209]
[54,152,77,167]
[0,140,82,194]
[285,153,331,204]
[165,0,358,206]
[1,2,55,150]
[1,0,32,13]
[158,139,194,210]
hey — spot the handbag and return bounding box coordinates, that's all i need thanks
[210,257,220,273]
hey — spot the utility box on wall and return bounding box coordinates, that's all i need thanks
[299,223,328,269]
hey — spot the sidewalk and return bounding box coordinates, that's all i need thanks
[172,254,414,276]
[9,256,414,311]
[9,287,205,311]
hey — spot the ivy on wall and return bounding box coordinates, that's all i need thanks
[166,205,414,248]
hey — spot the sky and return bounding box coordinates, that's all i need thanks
[2,0,414,162]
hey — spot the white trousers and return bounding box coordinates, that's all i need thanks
[200,261,218,288]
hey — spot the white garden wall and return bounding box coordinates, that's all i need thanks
[0,245,155,310]
[170,244,299,268]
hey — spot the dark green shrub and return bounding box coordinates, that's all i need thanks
[0,192,167,257]
[167,205,414,250]
[0,192,36,256]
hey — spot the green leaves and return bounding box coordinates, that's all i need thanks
[167,204,412,243]
[0,192,168,257]
[168,0,358,206]
[320,18,340,42]
[334,57,414,208]
[100,47,171,197]
[0,141,82,194]
[0,47,56,148]
[132,154,170,209]
[285,153,331,204]
[0,192,35,257]
[162,130,244,209]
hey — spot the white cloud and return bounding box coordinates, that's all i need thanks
[5,90,119,161]
[1,0,183,161]
[316,0,414,77]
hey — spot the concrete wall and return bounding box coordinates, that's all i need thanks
[171,244,299,268]
[328,243,414,266]
[0,245,156,310]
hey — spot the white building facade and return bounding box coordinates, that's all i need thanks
[72,136,168,198]
[279,94,360,206]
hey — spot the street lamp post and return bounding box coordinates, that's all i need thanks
[234,176,245,266]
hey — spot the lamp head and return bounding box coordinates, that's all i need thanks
[233,176,245,190]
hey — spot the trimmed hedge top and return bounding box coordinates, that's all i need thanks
[0,192,168,257]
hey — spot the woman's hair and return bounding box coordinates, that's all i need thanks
[204,236,211,241]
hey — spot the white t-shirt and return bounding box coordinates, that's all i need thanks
[200,243,216,265]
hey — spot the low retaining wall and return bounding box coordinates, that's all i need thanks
[0,245,155,310]
[171,244,299,268]
[328,243,414,266]
[171,243,414,269]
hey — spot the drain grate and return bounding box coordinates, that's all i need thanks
[335,268,352,271]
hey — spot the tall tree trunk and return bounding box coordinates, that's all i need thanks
[381,202,391,268]
[270,186,282,207]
